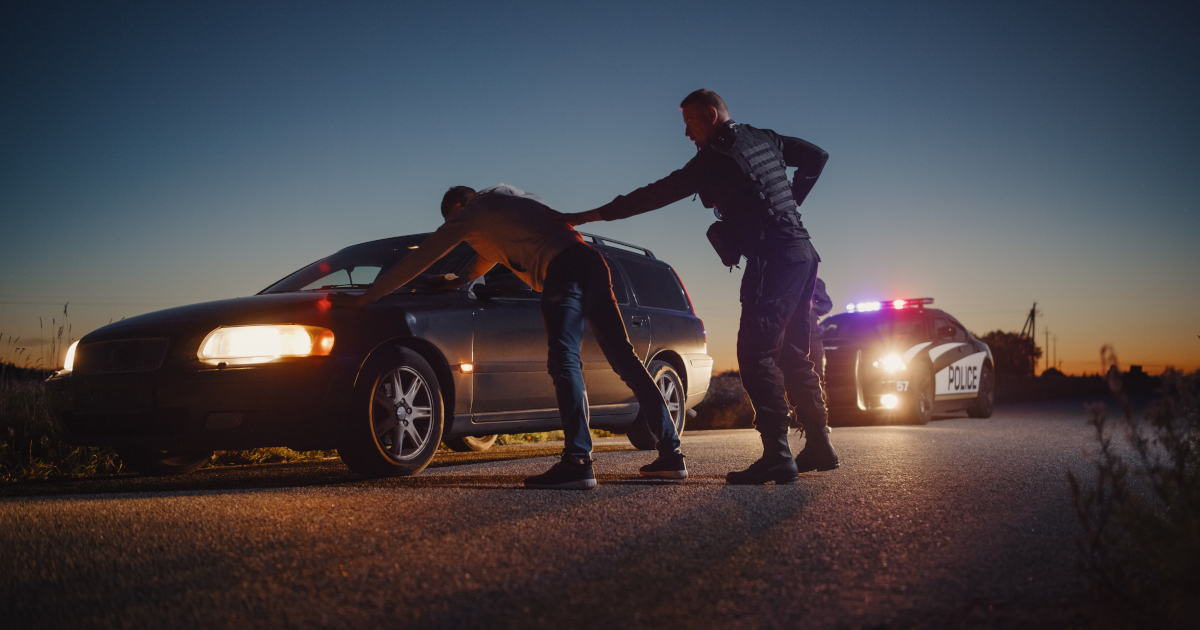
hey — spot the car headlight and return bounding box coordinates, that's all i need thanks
[197,325,334,365]
[876,354,906,373]
[62,341,79,372]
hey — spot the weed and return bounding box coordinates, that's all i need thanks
[0,377,123,481]
[1067,346,1200,629]
[689,371,754,430]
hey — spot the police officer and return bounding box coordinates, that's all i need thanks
[564,89,838,484]
[810,277,833,388]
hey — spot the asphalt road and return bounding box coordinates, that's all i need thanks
[1,401,1103,629]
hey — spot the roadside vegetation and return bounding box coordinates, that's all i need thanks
[1068,345,1199,629]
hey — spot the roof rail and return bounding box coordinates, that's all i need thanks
[579,233,656,259]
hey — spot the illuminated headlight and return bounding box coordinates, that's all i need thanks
[197,325,334,365]
[62,341,79,372]
[879,354,906,372]
[881,394,899,409]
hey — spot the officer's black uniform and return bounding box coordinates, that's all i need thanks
[594,120,837,480]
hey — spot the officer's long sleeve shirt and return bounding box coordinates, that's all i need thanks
[595,126,827,222]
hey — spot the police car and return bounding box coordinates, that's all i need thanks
[819,298,994,425]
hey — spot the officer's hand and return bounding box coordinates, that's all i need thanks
[561,210,601,226]
[327,291,371,308]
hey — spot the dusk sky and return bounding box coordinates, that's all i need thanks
[2,1,1197,374]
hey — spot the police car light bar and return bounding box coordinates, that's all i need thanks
[846,297,933,313]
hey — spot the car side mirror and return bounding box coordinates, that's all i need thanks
[937,325,955,339]
[472,274,533,300]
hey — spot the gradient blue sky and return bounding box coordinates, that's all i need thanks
[2,0,1197,374]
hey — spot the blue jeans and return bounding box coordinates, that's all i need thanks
[541,244,681,460]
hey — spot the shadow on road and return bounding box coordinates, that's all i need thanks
[0,443,636,498]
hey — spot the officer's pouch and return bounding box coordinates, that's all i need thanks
[706,220,742,268]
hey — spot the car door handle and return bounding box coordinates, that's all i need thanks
[630,315,647,327]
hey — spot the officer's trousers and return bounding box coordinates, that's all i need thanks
[736,240,829,436]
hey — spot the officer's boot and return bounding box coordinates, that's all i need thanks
[793,423,839,473]
[726,431,800,485]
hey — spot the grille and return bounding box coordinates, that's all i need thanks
[75,339,170,374]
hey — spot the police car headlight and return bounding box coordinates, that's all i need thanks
[879,354,906,373]
[62,341,79,372]
[198,325,334,365]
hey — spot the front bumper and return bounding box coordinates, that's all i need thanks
[46,357,357,451]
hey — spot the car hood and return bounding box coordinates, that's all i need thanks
[98,293,339,330]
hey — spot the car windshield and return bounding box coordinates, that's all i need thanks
[260,235,475,294]
[821,310,927,342]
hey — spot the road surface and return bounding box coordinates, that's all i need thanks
[0,400,1102,629]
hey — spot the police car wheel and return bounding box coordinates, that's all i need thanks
[967,362,995,418]
[905,364,933,425]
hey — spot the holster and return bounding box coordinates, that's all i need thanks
[706,221,743,268]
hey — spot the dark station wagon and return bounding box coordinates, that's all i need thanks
[46,233,713,477]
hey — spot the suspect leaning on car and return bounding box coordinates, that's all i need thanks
[335,184,687,489]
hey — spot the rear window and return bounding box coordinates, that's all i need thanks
[821,310,927,342]
[620,257,690,312]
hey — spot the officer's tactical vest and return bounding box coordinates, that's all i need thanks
[699,123,808,249]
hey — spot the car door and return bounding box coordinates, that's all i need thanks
[470,265,558,418]
[929,316,984,401]
[575,254,646,412]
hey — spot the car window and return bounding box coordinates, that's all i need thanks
[299,266,382,291]
[604,256,630,305]
[621,257,689,312]
[932,316,965,341]
[947,318,968,342]
[262,238,474,294]
[483,264,538,296]
[821,310,927,342]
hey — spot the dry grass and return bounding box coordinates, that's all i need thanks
[1067,346,1200,629]
[689,370,754,430]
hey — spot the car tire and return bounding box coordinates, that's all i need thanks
[116,448,212,476]
[443,434,497,452]
[339,347,444,478]
[904,363,933,425]
[626,360,686,451]
[967,362,995,418]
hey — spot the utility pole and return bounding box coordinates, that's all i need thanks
[1020,302,1041,376]
[1045,328,1050,373]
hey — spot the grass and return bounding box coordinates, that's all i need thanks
[688,370,754,430]
[1067,345,1200,629]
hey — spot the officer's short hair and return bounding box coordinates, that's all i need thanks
[441,186,477,219]
[680,89,729,116]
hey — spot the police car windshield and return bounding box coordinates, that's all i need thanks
[821,310,926,342]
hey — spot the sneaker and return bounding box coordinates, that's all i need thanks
[639,452,687,479]
[524,457,596,490]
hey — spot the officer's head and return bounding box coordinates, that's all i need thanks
[680,89,730,148]
[441,186,477,220]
